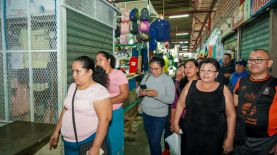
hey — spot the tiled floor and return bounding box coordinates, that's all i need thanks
[125,116,150,155]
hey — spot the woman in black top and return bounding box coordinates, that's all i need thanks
[173,58,236,155]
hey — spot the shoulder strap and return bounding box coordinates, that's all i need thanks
[245,77,275,117]
[71,86,79,152]
[144,73,151,84]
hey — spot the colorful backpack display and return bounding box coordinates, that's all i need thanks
[130,21,139,35]
[121,8,130,22]
[129,8,139,22]
[140,8,150,21]
[139,21,150,33]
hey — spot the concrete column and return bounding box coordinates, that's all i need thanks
[270,6,277,77]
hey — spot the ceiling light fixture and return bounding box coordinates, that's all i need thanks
[169,14,189,19]
[176,33,188,36]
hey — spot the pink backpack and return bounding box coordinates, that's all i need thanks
[139,21,150,33]
[121,8,130,22]
[120,22,130,34]
[120,34,128,44]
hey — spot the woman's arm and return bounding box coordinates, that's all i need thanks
[173,81,192,134]
[49,108,65,150]
[223,86,236,154]
[111,84,129,104]
[89,98,112,155]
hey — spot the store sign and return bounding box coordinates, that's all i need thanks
[232,4,244,29]
[251,0,271,16]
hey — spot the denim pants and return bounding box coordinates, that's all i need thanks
[63,134,96,155]
[107,107,124,155]
[143,112,168,155]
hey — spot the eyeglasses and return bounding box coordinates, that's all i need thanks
[247,59,270,64]
[200,69,217,74]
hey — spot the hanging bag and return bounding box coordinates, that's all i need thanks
[71,86,109,155]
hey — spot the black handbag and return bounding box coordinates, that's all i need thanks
[71,86,109,155]
[234,77,274,145]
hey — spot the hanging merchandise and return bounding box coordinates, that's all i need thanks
[140,8,150,21]
[129,8,139,22]
[141,47,148,72]
[130,21,139,35]
[149,39,157,51]
[140,32,150,42]
[150,19,170,42]
[129,56,138,73]
[121,8,130,22]
[120,34,128,44]
[120,22,130,34]
[139,21,150,33]
[132,47,139,57]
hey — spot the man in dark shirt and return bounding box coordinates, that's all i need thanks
[217,53,235,85]
[234,49,277,155]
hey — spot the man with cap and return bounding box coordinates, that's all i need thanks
[228,59,249,94]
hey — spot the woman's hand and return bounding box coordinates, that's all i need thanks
[173,121,181,134]
[88,146,100,155]
[139,89,147,96]
[49,131,60,150]
[222,137,233,154]
[144,89,158,97]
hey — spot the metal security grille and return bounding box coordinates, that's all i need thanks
[1,0,58,123]
[65,0,116,28]
[240,13,270,59]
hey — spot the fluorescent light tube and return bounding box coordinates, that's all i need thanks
[169,14,189,19]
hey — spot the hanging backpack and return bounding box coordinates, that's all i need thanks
[121,8,130,22]
[140,8,150,21]
[120,22,130,34]
[140,32,150,42]
[139,21,150,33]
[130,21,139,35]
[129,8,139,22]
[120,34,128,44]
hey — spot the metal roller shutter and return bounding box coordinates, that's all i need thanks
[240,13,270,59]
[66,9,113,85]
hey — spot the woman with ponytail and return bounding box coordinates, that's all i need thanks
[49,56,112,155]
[96,51,129,155]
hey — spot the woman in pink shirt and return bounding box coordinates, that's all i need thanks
[49,56,112,155]
[96,51,129,155]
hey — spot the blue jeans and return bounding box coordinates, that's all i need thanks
[63,134,96,155]
[107,107,124,155]
[143,112,168,155]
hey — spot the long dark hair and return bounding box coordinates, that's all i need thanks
[74,56,109,88]
[97,51,116,69]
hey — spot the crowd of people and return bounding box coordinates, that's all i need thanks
[48,48,276,155]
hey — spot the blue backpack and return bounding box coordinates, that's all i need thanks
[130,8,139,22]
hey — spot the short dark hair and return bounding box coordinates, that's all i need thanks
[199,58,220,72]
[97,51,116,68]
[150,56,165,67]
[184,59,199,68]
[74,56,109,88]
[224,53,232,59]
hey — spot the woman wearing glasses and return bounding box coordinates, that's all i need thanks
[136,56,175,155]
[174,58,236,155]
